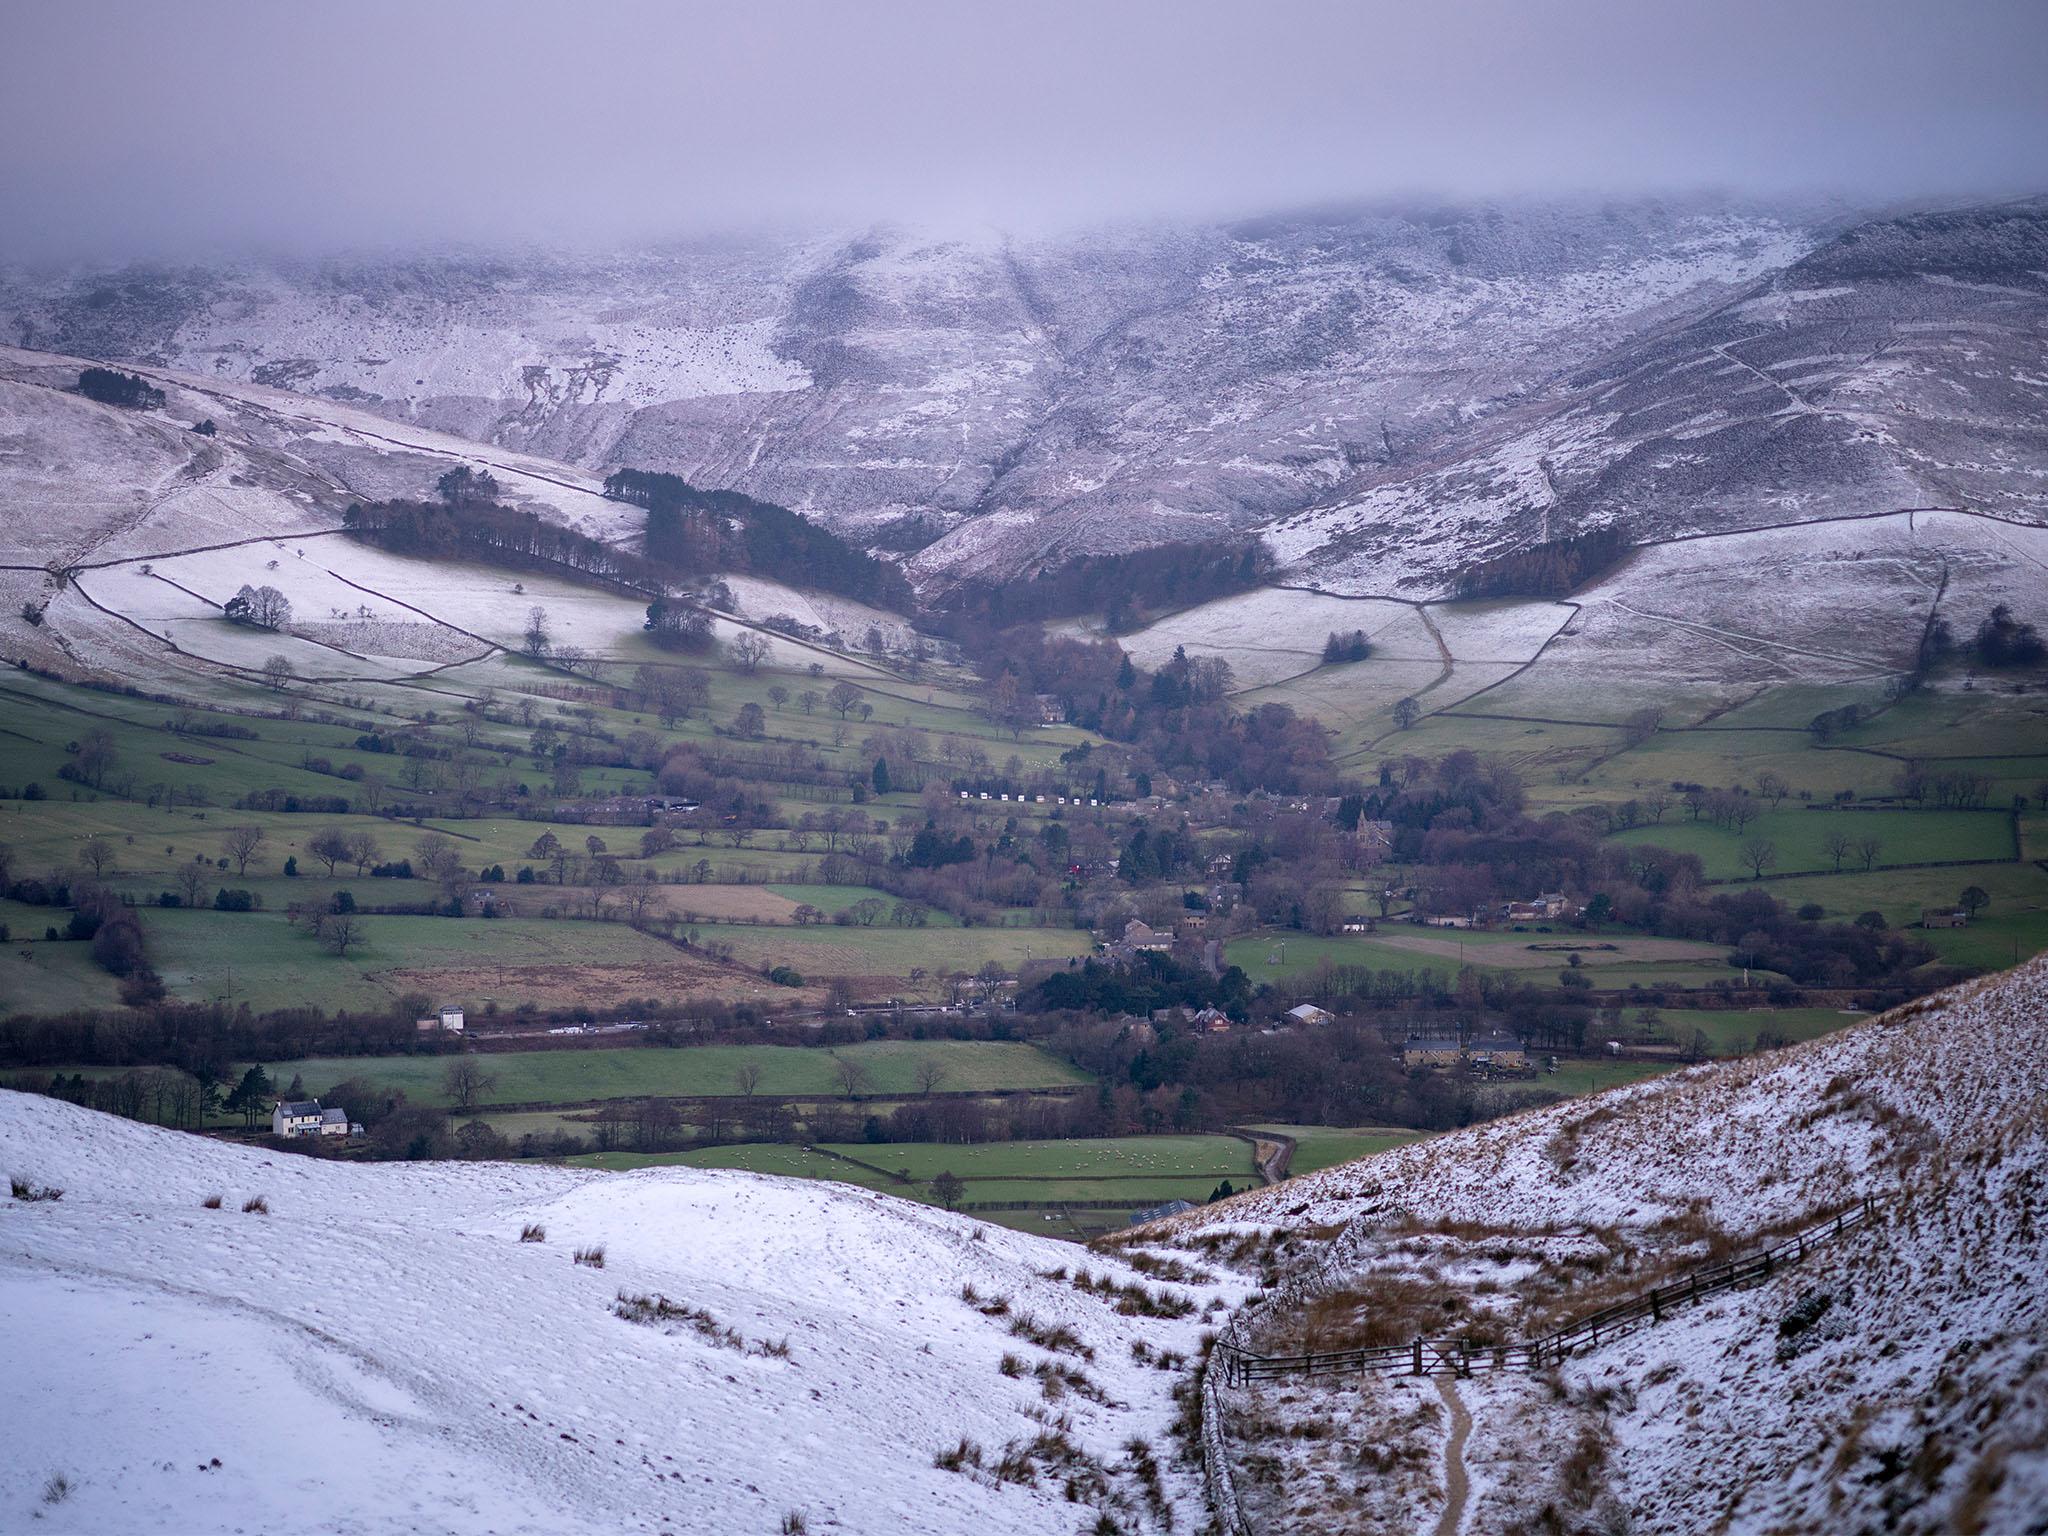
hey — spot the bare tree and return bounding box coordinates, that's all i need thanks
[1739,838,1778,880]
[222,825,266,876]
[1855,836,1883,872]
[443,1058,499,1112]
[735,1063,763,1097]
[930,1170,965,1211]
[1821,830,1853,873]
[344,830,381,876]
[415,833,466,887]
[914,1059,946,1097]
[261,654,294,691]
[729,632,773,674]
[307,826,352,876]
[77,837,115,877]
[827,681,864,719]
[522,605,551,659]
[76,728,120,789]
[174,860,209,907]
[832,1056,872,1100]
[322,914,364,956]
[1392,696,1420,730]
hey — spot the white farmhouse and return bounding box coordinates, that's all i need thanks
[271,1100,324,1137]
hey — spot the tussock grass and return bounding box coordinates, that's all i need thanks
[201,1193,223,1209]
[519,1223,547,1242]
[1006,1311,1094,1360]
[613,1291,791,1359]
[10,1177,64,1202]
[241,1194,268,1214]
[573,1244,606,1268]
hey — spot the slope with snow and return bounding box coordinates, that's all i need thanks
[1,197,1832,582]
[0,1092,1235,1535]
[1170,960,2048,1535]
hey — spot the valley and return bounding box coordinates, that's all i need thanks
[1,187,2045,1536]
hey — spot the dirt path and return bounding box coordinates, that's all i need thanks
[1435,1373,1472,1536]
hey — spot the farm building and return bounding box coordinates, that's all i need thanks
[1121,920,1172,954]
[1402,1035,1464,1068]
[271,1100,324,1137]
[1284,1003,1335,1028]
[1468,1033,1530,1070]
[416,1006,466,1034]
[1921,909,1970,929]
[272,1100,356,1138]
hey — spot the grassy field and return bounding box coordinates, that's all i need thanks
[1652,1007,1860,1056]
[1608,807,2015,880]
[137,908,745,1012]
[566,1133,1261,1229]
[1760,860,2048,974]
[260,1039,1090,1109]
[1223,927,1748,993]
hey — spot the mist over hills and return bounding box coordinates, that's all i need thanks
[5,192,1931,589]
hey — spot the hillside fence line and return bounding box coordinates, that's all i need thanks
[1195,1194,1881,1534]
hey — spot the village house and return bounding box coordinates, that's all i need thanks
[1034,693,1067,725]
[1284,1002,1335,1028]
[1402,1034,1464,1068]
[1468,1032,1530,1071]
[1120,919,1173,954]
[272,1099,356,1138]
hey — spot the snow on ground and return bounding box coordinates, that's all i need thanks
[1173,960,2048,1535]
[0,1092,1236,1535]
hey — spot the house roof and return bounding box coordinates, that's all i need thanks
[320,1106,348,1122]
[1404,1036,1463,1053]
[1470,1034,1525,1051]
[276,1100,321,1116]
[1284,1003,1331,1019]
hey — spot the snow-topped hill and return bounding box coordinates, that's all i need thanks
[0,196,1830,582]
[0,1094,1232,1535]
[1176,960,2048,1535]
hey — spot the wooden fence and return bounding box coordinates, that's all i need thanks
[1213,1196,1878,1388]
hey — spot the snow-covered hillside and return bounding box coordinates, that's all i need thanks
[1281,198,2048,595]
[1171,960,2048,1535]
[0,1094,1234,1535]
[0,197,1831,582]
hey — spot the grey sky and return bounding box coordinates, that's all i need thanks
[3,0,2044,258]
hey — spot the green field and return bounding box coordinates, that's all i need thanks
[1651,1007,1861,1056]
[1761,861,2048,973]
[567,1132,1260,1231]
[260,1039,1090,1109]
[137,908,716,1011]
[1609,807,2015,880]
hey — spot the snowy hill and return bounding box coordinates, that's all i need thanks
[1277,197,2048,594]
[1172,960,2048,1535]
[0,1094,1232,1535]
[0,196,1832,582]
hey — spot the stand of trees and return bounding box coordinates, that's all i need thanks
[345,498,661,591]
[603,469,911,610]
[77,367,165,409]
[1453,524,1632,599]
[933,539,1272,633]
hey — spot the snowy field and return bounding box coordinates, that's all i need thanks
[0,1092,1237,1535]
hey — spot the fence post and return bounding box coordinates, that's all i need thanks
[1650,1288,1661,1325]
[1413,1337,1423,1376]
